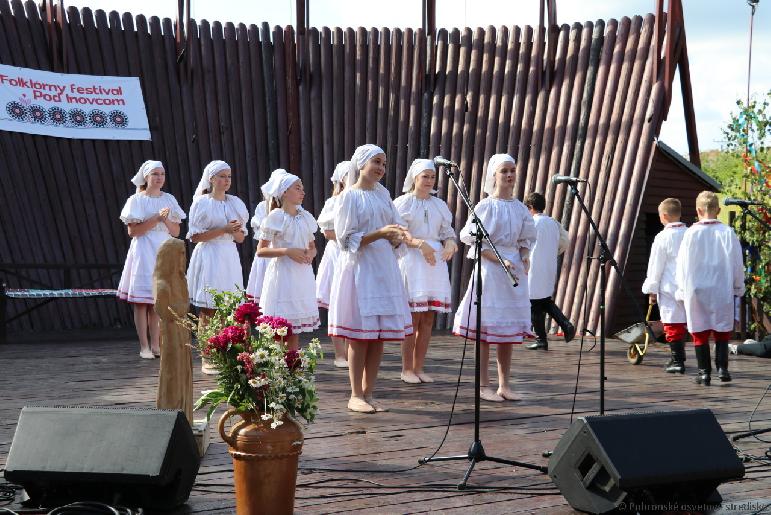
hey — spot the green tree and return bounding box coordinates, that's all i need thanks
[722,89,771,334]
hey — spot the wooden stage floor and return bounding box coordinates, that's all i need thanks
[1,331,771,513]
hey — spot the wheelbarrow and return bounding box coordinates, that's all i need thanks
[613,304,664,364]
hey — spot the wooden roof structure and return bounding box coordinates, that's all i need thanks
[0,0,701,335]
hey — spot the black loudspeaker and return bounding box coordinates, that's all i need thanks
[4,406,200,510]
[548,409,744,514]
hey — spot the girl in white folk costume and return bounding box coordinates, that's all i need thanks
[245,170,286,303]
[316,160,355,367]
[257,170,320,351]
[394,159,458,384]
[329,144,413,414]
[186,160,249,315]
[452,154,536,402]
[118,160,186,359]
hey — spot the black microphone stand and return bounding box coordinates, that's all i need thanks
[565,181,655,415]
[419,163,547,489]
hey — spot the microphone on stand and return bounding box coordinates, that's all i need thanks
[723,197,762,207]
[551,174,587,186]
[433,156,459,169]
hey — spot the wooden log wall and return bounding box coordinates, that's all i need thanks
[0,0,683,334]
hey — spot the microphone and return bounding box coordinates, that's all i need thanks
[433,156,458,168]
[551,174,587,185]
[724,197,762,207]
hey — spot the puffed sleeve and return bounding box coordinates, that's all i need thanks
[229,196,250,235]
[393,194,412,224]
[119,194,142,224]
[259,209,286,242]
[164,193,186,223]
[459,199,492,247]
[641,234,666,294]
[186,196,209,239]
[317,197,337,231]
[334,190,364,253]
[251,201,268,238]
[516,203,536,251]
[301,209,320,242]
[435,197,456,242]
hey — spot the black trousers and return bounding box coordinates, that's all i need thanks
[530,296,567,341]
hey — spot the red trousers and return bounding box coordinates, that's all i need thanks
[690,329,732,347]
[663,323,687,343]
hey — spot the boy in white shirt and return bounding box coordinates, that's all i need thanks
[642,198,688,373]
[524,193,575,350]
[675,191,745,385]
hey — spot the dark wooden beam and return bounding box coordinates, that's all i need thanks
[677,23,701,166]
[422,0,436,36]
[296,0,307,36]
[652,0,664,84]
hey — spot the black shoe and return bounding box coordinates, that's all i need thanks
[694,345,712,386]
[527,340,548,350]
[714,342,732,382]
[544,301,575,343]
[563,323,576,344]
[665,341,686,374]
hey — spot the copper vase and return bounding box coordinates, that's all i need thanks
[219,408,304,515]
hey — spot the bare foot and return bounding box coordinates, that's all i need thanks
[151,347,161,357]
[400,371,422,384]
[480,387,504,402]
[348,396,376,413]
[417,372,434,383]
[364,397,389,412]
[333,358,349,368]
[497,387,520,401]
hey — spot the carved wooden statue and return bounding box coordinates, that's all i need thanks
[153,238,193,423]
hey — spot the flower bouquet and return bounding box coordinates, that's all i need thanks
[179,289,322,428]
[177,289,321,512]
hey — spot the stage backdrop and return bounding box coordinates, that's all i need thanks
[0,63,150,140]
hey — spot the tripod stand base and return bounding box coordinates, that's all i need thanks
[419,440,547,489]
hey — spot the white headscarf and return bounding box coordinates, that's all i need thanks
[402,158,436,193]
[331,161,354,184]
[261,168,300,199]
[130,160,164,193]
[194,160,231,197]
[347,144,385,187]
[484,153,516,196]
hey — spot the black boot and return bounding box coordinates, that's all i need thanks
[545,301,576,343]
[714,342,732,382]
[527,339,548,350]
[694,344,711,386]
[665,341,685,374]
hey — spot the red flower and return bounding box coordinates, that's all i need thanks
[206,334,228,353]
[284,349,302,371]
[237,352,255,378]
[234,301,262,324]
[220,325,246,345]
[255,315,294,340]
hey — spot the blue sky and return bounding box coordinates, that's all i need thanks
[69,0,771,155]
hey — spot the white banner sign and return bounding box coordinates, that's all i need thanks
[0,64,150,140]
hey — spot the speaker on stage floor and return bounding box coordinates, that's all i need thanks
[4,406,200,510]
[548,409,744,514]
